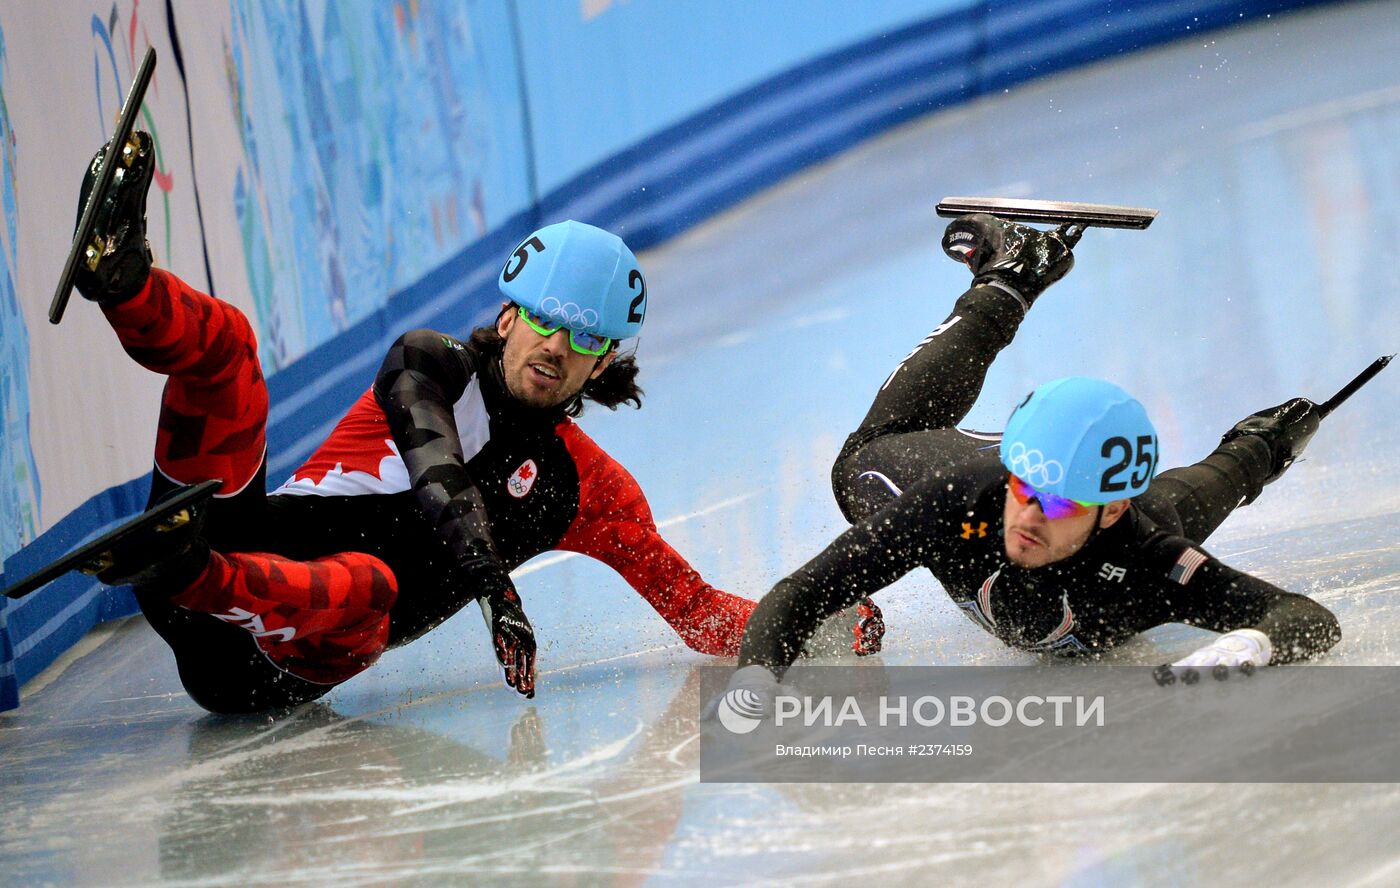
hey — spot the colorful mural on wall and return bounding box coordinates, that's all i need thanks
[222,0,512,371]
[0,22,40,564]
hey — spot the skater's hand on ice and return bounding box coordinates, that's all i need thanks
[852,596,885,656]
[480,586,537,698]
[1154,629,1272,686]
[701,664,783,726]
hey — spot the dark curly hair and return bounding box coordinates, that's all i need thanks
[469,310,643,417]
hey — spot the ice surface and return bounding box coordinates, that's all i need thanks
[4,3,1400,884]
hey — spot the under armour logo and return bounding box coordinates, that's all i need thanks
[961,521,988,539]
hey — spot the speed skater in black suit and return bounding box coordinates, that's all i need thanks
[717,212,1341,706]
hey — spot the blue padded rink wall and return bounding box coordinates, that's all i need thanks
[5,1,1400,885]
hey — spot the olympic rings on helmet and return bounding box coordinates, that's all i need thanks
[1005,442,1065,489]
[538,296,600,331]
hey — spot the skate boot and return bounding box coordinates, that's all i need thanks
[941,213,1078,310]
[81,485,211,591]
[73,130,155,304]
[1221,397,1322,489]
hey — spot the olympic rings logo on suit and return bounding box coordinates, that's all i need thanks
[1006,442,1065,488]
[539,296,599,330]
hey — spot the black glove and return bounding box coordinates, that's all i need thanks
[479,585,536,698]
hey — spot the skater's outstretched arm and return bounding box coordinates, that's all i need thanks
[555,424,763,656]
[1150,538,1341,683]
[556,423,883,657]
[1182,562,1339,661]
[739,476,964,677]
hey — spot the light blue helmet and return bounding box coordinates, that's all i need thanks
[1001,376,1159,503]
[497,220,646,340]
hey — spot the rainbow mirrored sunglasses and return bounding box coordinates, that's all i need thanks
[515,306,613,356]
[1007,473,1101,520]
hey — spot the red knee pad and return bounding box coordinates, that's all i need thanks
[170,550,399,686]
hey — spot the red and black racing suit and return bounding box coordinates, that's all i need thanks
[105,269,754,712]
[739,282,1341,677]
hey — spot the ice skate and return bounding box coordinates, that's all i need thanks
[73,130,156,305]
[940,213,1076,309]
[82,483,212,590]
[3,480,218,599]
[1221,397,1321,488]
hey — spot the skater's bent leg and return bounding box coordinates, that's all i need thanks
[849,284,1026,445]
[166,548,400,686]
[832,428,999,523]
[831,283,1022,520]
[146,608,336,714]
[856,212,1077,441]
[103,268,268,496]
[1138,435,1274,544]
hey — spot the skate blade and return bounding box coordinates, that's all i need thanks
[937,197,1158,229]
[77,508,193,578]
[50,46,156,324]
[4,480,218,599]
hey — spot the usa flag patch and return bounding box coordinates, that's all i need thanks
[1169,548,1208,585]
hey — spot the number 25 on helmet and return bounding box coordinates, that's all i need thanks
[1001,376,1159,504]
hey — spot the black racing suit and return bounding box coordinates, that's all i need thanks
[739,283,1341,677]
